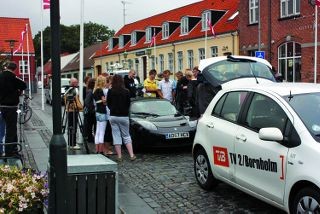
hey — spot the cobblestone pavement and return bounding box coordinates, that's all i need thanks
[112,149,285,213]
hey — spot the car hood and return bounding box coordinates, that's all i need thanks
[133,115,189,128]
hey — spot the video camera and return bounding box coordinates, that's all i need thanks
[64,86,78,102]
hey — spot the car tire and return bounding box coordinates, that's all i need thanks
[194,147,218,190]
[290,187,320,214]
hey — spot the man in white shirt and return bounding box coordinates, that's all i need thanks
[158,70,176,103]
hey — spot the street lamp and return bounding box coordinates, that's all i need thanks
[5,39,18,60]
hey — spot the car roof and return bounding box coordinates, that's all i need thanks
[224,82,320,96]
[198,55,272,71]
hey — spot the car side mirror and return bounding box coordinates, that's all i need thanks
[259,127,283,141]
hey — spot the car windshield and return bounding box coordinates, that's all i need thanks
[205,59,274,83]
[285,92,320,138]
[131,100,177,116]
[61,79,70,86]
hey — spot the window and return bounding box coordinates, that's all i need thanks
[187,50,194,69]
[181,17,189,35]
[213,91,248,122]
[201,11,211,30]
[19,60,28,75]
[278,42,301,82]
[162,22,169,39]
[211,46,218,57]
[168,53,173,71]
[281,0,300,18]
[177,51,183,71]
[159,54,164,72]
[119,35,124,48]
[246,93,287,132]
[131,32,137,45]
[146,27,152,43]
[249,0,259,24]
[127,59,132,69]
[105,62,109,71]
[150,57,155,70]
[108,39,113,51]
[199,48,205,61]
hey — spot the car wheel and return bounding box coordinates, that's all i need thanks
[291,187,320,214]
[194,147,217,190]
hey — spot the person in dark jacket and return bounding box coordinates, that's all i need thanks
[107,74,136,162]
[83,78,96,144]
[124,69,138,98]
[0,62,27,156]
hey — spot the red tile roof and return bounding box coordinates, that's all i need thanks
[94,0,239,58]
[0,17,35,54]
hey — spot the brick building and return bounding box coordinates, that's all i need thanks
[239,0,319,82]
[0,17,36,90]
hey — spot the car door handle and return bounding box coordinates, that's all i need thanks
[236,135,247,142]
[206,122,214,128]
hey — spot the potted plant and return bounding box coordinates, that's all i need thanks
[0,165,48,213]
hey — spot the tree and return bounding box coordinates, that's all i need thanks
[33,22,115,66]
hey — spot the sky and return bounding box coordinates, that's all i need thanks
[1,0,201,37]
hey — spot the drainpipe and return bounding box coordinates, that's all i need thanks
[268,0,272,62]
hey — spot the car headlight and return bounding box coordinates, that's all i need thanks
[137,120,157,130]
[188,120,198,128]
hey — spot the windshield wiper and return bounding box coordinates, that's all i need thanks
[131,112,159,117]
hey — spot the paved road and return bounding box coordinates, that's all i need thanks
[31,91,285,213]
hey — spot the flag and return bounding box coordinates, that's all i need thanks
[43,0,50,10]
[149,30,156,47]
[316,0,320,7]
[13,26,28,55]
[207,19,215,37]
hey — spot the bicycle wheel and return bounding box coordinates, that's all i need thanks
[22,106,32,124]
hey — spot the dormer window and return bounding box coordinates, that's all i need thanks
[108,38,113,51]
[201,11,211,30]
[119,35,124,48]
[181,17,189,35]
[131,32,137,45]
[146,27,152,43]
[162,22,169,39]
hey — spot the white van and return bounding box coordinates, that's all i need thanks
[45,77,70,105]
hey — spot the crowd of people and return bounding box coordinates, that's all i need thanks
[0,61,204,161]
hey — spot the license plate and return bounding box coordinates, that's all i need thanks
[165,132,189,139]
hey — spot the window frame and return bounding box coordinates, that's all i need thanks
[108,39,113,51]
[131,32,137,46]
[211,46,218,57]
[19,60,29,75]
[280,0,300,18]
[201,11,211,30]
[249,0,259,24]
[177,51,183,71]
[168,53,173,71]
[159,54,164,73]
[198,48,205,61]
[162,22,169,39]
[119,35,124,49]
[187,50,194,69]
[146,27,152,43]
[181,17,189,35]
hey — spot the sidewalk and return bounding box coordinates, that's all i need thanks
[21,105,155,214]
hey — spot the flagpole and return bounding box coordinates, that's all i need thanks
[153,29,157,72]
[205,26,208,59]
[315,5,318,83]
[22,41,25,81]
[79,0,84,104]
[41,0,45,110]
[26,24,32,98]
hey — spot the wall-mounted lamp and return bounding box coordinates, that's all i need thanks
[123,50,128,59]
[222,46,228,51]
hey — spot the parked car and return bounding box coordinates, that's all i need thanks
[194,55,277,116]
[130,98,197,150]
[45,77,70,105]
[193,82,320,213]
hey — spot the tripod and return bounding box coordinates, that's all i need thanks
[62,95,89,153]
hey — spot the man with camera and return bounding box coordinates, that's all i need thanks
[64,78,83,149]
[0,62,27,156]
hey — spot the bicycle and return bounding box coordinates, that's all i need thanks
[18,93,32,124]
